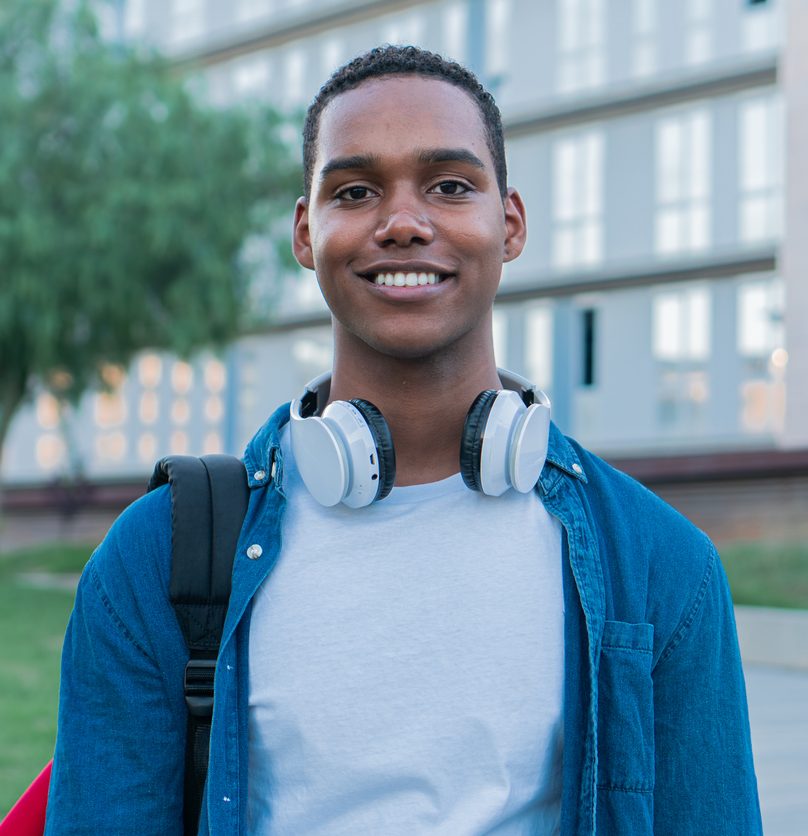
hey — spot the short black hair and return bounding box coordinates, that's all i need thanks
[302,45,507,200]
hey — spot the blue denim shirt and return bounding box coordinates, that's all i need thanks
[45,404,761,835]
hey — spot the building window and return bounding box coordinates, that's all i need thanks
[381,12,425,47]
[321,37,343,78]
[632,0,657,78]
[524,304,554,391]
[485,0,511,82]
[737,277,784,359]
[171,361,194,394]
[171,399,191,425]
[652,285,711,361]
[138,354,162,388]
[36,393,60,430]
[139,391,160,425]
[558,0,605,94]
[738,276,785,433]
[169,0,205,46]
[553,131,604,268]
[739,95,783,244]
[138,433,158,463]
[124,0,147,37]
[655,109,711,255]
[282,47,305,107]
[205,396,224,423]
[652,285,710,431]
[204,358,227,392]
[203,432,223,455]
[742,0,779,52]
[580,308,597,386]
[170,430,189,455]
[684,0,712,66]
[231,55,270,100]
[100,364,126,389]
[492,308,508,367]
[442,0,468,63]
[94,392,127,429]
[36,434,65,470]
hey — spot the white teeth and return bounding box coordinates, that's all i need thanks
[372,271,442,286]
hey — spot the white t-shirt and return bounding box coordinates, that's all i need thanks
[247,428,564,834]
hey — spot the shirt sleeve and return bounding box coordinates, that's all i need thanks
[45,489,187,835]
[651,545,762,835]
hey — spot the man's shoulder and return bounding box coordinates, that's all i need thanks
[550,430,722,643]
[85,484,175,619]
[564,433,712,554]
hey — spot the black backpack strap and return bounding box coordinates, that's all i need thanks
[148,454,249,836]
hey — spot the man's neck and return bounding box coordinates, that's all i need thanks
[327,338,502,486]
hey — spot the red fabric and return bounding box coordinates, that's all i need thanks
[0,760,52,836]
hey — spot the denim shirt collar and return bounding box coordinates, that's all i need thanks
[242,402,291,490]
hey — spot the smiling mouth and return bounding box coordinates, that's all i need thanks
[363,271,448,287]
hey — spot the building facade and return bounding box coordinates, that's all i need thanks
[3,0,799,499]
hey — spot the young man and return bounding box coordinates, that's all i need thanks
[46,46,761,834]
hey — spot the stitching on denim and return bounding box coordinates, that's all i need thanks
[88,560,155,662]
[601,643,653,654]
[658,543,716,665]
[597,783,654,794]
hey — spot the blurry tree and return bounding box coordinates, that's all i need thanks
[0,0,302,472]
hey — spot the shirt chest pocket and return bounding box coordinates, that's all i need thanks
[596,620,655,794]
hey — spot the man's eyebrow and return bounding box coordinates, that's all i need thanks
[318,148,487,183]
[416,148,486,169]
[319,154,381,181]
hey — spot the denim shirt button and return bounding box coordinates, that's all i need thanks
[253,469,266,481]
[572,463,583,474]
[246,544,263,560]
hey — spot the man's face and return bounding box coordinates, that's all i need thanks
[293,75,526,361]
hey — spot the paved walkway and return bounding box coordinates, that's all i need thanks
[745,663,808,835]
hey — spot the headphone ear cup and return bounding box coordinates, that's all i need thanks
[349,398,396,501]
[459,390,498,492]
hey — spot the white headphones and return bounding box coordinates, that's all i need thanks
[289,369,551,508]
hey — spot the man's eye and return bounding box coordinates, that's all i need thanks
[337,186,372,201]
[431,181,470,196]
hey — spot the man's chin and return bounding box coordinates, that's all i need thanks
[351,328,465,364]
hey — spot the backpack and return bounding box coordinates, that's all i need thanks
[0,454,249,836]
[147,454,250,836]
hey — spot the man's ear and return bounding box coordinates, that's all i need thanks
[293,197,315,270]
[502,187,527,263]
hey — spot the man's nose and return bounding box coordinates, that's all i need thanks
[373,201,434,247]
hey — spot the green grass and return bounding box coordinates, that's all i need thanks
[0,538,805,815]
[720,540,808,610]
[0,543,93,816]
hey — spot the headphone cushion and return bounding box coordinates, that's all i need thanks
[349,399,396,500]
[459,390,498,492]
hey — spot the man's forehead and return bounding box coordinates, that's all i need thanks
[314,75,490,165]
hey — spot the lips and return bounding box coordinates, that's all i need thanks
[356,263,454,287]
